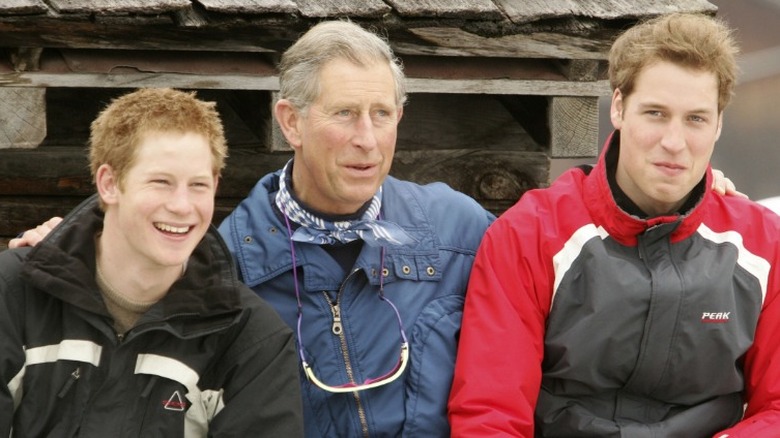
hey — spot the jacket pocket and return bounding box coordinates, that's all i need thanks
[403,294,464,437]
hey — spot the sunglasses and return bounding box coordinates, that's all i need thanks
[284,214,410,393]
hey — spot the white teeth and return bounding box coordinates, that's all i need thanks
[155,223,189,234]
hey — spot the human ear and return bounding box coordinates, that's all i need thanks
[715,112,723,141]
[274,99,303,150]
[95,164,119,205]
[610,88,624,130]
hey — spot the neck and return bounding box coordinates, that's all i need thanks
[96,233,182,303]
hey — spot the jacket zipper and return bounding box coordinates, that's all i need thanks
[57,366,81,398]
[322,269,370,437]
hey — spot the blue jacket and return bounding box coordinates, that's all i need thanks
[219,171,494,437]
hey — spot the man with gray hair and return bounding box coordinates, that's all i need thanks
[217,20,493,436]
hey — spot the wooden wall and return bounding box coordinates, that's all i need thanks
[0,87,554,249]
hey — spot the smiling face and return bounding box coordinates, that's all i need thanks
[611,60,723,216]
[275,58,403,215]
[98,130,217,272]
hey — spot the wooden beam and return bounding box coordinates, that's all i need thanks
[0,87,46,149]
[0,49,610,95]
[548,96,599,158]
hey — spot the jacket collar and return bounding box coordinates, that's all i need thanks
[583,131,711,246]
[227,171,439,288]
[22,194,243,324]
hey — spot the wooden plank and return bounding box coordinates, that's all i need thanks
[0,88,46,149]
[48,0,190,14]
[549,96,599,158]
[294,0,391,17]
[0,71,609,95]
[0,0,48,14]
[399,27,613,59]
[493,0,717,24]
[405,78,609,96]
[0,71,279,91]
[0,49,609,95]
[195,0,297,14]
[386,0,503,19]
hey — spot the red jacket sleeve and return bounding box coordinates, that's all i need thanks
[448,212,552,437]
[713,275,780,438]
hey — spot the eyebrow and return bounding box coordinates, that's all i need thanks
[636,101,716,115]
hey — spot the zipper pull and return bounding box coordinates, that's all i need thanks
[331,303,343,335]
[58,366,81,398]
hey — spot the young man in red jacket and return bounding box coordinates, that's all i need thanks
[449,13,780,437]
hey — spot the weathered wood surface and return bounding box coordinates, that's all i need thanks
[0,147,547,240]
[0,1,718,57]
[0,50,610,96]
[0,88,45,148]
[549,96,600,158]
[494,0,716,23]
[387,0,503,19]
[197,0,298,14]
[0,147,545,198]
[48,0,190,14]
[293,0,391,18]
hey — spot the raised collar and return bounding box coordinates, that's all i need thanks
[583,131,712,246]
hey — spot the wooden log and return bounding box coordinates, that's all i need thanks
[0,87,46,149]
[549,96,599,158]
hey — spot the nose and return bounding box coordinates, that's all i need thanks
[660,119,686,153]
[166,185,194,214]
[353,112,379,150]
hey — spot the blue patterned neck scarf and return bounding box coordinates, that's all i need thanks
[274,160,416,247]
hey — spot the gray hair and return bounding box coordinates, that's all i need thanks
[277,20,407,112]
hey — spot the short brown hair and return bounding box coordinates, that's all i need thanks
[88,88,227,189]
[609,13,739,111]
